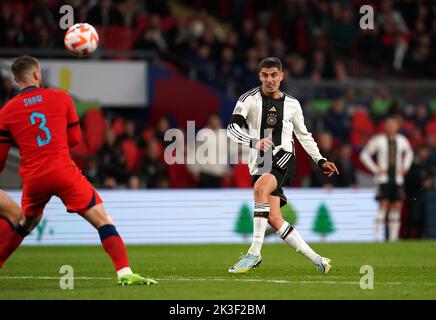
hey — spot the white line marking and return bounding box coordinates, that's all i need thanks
[0,276,112,280]
[2,275,436,286]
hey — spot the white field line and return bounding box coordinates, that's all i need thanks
[1,275,436,286]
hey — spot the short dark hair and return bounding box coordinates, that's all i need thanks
[258,57,282,72]
[11,55,40,82]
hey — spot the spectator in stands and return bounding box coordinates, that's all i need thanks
[110,0,138,28]
[195,113,230,188]
[404,145,434,238]
[334,144,357,188]
[215,46,240,95]
[358,22,381,68]
[166,15,195,61]
[327,2,356,55]
[238,18,256,52]
[323,98,350,143]
[310,132,337,188]
[154,116,171,147]
[96,129,127,188]
[83,158,104,187]
[128,175,141,189]
[237,48,259,93]
[1,9,27,48]
[310,50,333,79]
[406,34,432,77]
[286,54,307,79]
[412,103,430,134]
[87,0,112,27]
[139,137,169,188]
[425,134,436,167]
[144,0,171,16]
[135,27,165,58]
[191,44,216,84]
[29,0,56,28]
[0,75,17,108]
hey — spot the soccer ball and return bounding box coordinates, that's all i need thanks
[64,23,99,57]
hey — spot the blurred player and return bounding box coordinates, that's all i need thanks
[360,117,413,241]
[0,190,24,264]
[0,55,157,286]
[227,57,339,274]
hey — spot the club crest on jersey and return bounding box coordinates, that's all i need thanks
[23,95,43,107]
[267,114,277,127]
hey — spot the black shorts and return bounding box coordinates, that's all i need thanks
[376,183,405,201]
[252,150,296,208]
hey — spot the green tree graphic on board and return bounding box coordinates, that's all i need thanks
[281,202,298,225]
[312,203,335,241]
[234,203,253,240]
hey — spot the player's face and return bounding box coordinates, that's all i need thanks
[259,67,283,94]
[385,119,399,135]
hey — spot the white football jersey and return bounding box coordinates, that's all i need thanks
[227,86,326,175]
[360,133,413,185]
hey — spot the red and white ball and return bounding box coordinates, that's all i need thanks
[64,23,99,57]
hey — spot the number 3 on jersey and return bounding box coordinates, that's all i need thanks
[30,112,51,146]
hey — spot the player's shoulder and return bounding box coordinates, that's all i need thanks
[283,93,301,109]
[237,86,261,103]
[396,133,410,143]
[370,133,385,143]
[284,92,298,102]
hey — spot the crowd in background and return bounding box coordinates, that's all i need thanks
[77,101,436,190]
[1,0,436,191]
[1,0,435,96]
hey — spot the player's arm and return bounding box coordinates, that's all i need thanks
[292,101,338,176]
[64,92,81,147]
[402,136,414,174]
[227,97,273,151]
[359,136,380,174]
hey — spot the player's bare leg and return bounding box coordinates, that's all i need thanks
[82,203,157,285]
[0,190,22,225]
[376,200,389,242]
[269,196,332,273]
[0,191,30,268]
[388,201,402,241]
[249,174,277,255]
[228,173,276,274]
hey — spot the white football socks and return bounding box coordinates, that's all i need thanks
[375,208,387,242]
[116,267,133,277]
[247,203,269,257]
[388,209,401,241]
[277,221,318,263]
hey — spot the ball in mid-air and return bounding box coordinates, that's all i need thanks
[64,23,99,57]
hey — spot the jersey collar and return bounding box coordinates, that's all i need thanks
[19,86,39,93]
[260,88,285,101]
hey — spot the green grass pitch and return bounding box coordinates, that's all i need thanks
[0,241,435,300]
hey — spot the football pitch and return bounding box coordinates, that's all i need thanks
[0,241,435,300]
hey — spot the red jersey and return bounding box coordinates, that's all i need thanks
[0,86,81,182]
